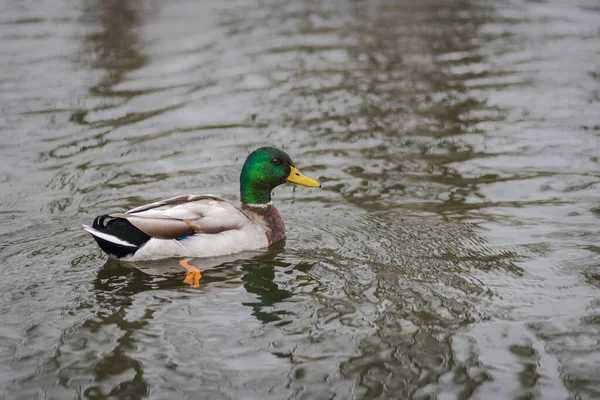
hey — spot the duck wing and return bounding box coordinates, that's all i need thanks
[110,195,250,239]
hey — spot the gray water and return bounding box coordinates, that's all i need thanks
[1,0,599,398]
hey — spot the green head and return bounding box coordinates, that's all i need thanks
[239,147,320,204]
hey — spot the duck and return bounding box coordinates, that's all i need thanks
[83,147,321,265]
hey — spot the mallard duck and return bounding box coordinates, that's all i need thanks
[83,147,321,264]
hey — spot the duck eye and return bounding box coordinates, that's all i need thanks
[271,158,281,165]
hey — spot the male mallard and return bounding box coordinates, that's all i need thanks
[83,147,321,263]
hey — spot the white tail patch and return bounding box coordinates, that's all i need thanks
[82,225,138,248]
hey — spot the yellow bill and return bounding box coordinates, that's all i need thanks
[287,166,321,188]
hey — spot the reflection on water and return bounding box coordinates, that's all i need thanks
[0,0,599,398]
[83,0,146,96]
[74,245,289,398]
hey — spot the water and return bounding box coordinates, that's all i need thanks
[1,0,599,398]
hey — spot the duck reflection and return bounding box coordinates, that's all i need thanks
[94,240,298,322]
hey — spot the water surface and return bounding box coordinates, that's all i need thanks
[1,0,599,398]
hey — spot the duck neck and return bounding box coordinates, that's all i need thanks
[240,182,272,205]
[241,202,286,245]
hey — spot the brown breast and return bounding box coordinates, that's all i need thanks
[241,203,286,245]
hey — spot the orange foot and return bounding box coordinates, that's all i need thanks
[179,259,202,288]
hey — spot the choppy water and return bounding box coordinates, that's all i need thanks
[1,0,599,398]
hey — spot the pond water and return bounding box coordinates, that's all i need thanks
[1,0,599,398]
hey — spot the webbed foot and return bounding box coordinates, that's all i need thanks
[179,259,202,288]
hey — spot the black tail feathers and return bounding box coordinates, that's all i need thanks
[92,214,112,230]
[90,214,151,259]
